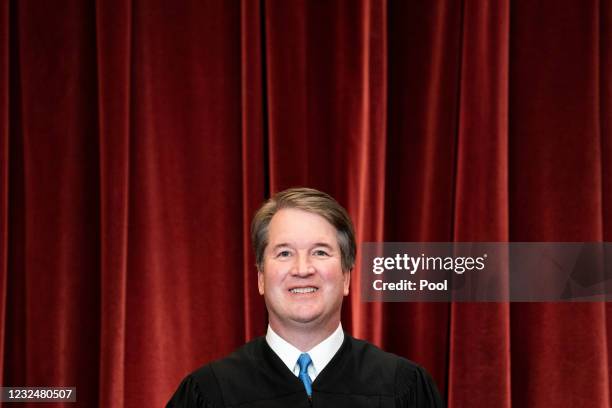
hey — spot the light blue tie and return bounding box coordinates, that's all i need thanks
[297,353,313,397]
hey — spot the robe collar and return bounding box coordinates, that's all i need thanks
[265,323,344,381]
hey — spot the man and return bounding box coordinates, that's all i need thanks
[167,187,443,407]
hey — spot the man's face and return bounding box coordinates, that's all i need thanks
[258,208,350,333]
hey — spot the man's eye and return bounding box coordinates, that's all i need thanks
[277,250,291,258]
[313,250,330,257]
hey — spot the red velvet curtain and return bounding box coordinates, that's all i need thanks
[1,1,611,407]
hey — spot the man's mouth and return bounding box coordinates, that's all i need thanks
[289,287,318,294]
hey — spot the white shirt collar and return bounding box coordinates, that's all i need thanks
[265,323,344,381]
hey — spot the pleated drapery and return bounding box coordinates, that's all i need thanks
[1,1,611,407]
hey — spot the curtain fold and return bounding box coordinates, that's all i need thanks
[2,0,611,407]
[346,0,387,345]
[239,0,267,343]
[123,2,249,405]
[265,0,311,192]
[7,2,102,406]
[95,0,132,406]
[509,0,610,406]
[0,0,9,389]
[384,0,461,396]
[448,0,511,406]
[603,0,612,400]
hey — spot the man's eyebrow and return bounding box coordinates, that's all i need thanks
[270,243,291,251]
[269,242,335,250]
[312,243,335,249]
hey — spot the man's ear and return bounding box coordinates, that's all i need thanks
[343,269,351,296]
[257,267,265,295]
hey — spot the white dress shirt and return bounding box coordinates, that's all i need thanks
[265,323,344,381]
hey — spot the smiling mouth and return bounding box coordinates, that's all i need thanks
[289,287,318,294]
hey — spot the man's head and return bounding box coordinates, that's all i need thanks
[252,187,356,273]
[251,187,356,334]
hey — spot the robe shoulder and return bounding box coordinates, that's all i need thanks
[166,363,224,408]
[393,354,445,407]
[166,338,270,408]
[347,337,444,407]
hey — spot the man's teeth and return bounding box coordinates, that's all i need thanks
[290,287,318,294]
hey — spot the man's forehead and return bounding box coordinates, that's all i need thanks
[267,208,339,245]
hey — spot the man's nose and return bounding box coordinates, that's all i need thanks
[292,254,314,276]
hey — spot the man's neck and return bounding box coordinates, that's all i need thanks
[269,320,341,351]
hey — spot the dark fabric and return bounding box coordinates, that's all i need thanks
[1,1,611,407]
[166,335,443,408]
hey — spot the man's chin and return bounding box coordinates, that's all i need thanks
[288,312,324,326]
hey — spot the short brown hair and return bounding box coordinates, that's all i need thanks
[251,187,356,272]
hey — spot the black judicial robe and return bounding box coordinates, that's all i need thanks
[167,334,444,408]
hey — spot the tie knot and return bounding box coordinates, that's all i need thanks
[297,353,312,374]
